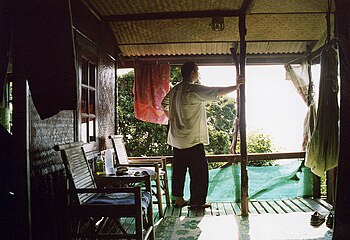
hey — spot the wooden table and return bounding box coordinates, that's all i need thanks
[95,167,164,217]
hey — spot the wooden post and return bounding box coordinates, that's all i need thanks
[333,0,350,238]
[238,13,248,216]
[12,1,32,238]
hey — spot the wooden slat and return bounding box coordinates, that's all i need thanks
[258,200,278,214]
[231,202,241,215]
[210,203,220,216]
[313,198,333,211]
[164,205,175,217]
[287,198,312,212]
[299,198,330,213]
[215,202,227,216]
[266,201,286,214]
[274,200,292,213]
[172,205,182,217]
[248,202,259,214]
[183,205,194,217]
[223,202,235,215]
[251,201,268,214]
[280,199,299,213]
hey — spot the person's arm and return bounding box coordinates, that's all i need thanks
[217,75,245,96]
[161,93,170,117]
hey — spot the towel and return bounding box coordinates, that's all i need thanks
[134,61,170,124]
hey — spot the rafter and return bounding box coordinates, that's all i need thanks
[102,10,240,22]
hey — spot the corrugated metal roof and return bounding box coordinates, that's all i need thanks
[85,0,334,64]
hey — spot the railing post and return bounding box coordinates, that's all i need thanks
[239,13,248,216]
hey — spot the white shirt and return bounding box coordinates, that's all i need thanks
[161,81,219,149]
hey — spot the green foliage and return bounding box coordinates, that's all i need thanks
[205,97,236,155]
[170,66,182,85]
[117,70,170,156]
[117,68,274,167]
[236,130,275,166]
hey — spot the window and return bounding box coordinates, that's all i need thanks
[0,75,13,133]
[77,52,97,143]
[77,37,97,143]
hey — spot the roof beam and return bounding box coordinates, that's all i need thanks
[117,53,312,68]
[102,10,240,22]
[117,39,316,46]
[240,0,256,15]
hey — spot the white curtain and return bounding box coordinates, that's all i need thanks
[284,61,316,151]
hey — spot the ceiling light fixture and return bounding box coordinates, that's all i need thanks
[210,17,225,31]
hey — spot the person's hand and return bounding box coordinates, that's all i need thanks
[236,75,245,86]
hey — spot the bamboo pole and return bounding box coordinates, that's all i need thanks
[239,13,249,216]
[230,45,240,156]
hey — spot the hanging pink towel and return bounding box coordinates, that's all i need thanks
[134,61,170,124]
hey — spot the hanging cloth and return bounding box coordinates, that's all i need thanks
[305,46,339,177]
[134,61,170,124]
[17,0,77,120]
[285,61,316,150]
[0,0,13,105]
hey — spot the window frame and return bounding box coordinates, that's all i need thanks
[75,33,99,147]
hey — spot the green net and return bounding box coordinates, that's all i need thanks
[167,159,313,202]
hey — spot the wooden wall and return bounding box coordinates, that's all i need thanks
[29,0,117,238]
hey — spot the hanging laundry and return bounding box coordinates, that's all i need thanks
[134,61,170,124]
[306,46,339,176]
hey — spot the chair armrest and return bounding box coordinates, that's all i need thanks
[74,187,141,194]
[118,163,159,168]
[128,157,167,170]
[128,157,162,163]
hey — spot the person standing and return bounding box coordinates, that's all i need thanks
[161,61,244,210]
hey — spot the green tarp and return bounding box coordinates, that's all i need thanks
[167,160,313,202]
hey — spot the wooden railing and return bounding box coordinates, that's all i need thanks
[131,151,310,213]
[130,151,306,163]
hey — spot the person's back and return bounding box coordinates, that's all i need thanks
[166,80,218,149]
[161,61,244,210]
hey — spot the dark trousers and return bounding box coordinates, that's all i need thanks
[172,144,208,205]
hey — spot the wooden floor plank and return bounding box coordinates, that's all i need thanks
[301,198,330,213]
[288,198,311,212]
[164,205,175,217]
[182,206,189,217]
[231,202,241,215]
[172,205,183,217]
[212,202,225,216]
[118,198,332,239]
[248,202,259,214]
[267,200,286,214]
[223,202,235,215]
[313,198,333,211]
[251,201,268,214]
[258,200,278,214]
[275,200,292,213]
[280,199,299,213]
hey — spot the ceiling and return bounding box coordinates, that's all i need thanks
[83,0,334,67]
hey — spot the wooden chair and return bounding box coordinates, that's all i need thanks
[54,141,155,240]
[108,135,170,218]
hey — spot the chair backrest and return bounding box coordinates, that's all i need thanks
[54,141,97,204]
[109,135,129,165]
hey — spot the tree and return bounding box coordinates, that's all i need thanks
[205,97,236,155]
[117,71,169,156]
[236,130,275,166]
[117,67,274,166]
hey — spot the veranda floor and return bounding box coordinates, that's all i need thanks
[153,197,333,240]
